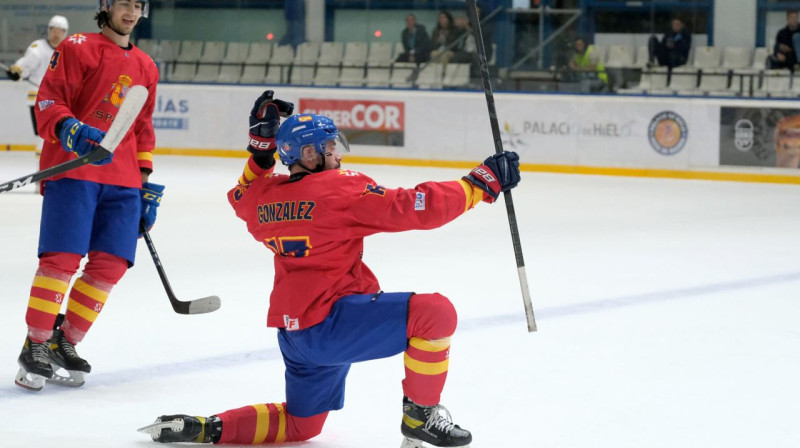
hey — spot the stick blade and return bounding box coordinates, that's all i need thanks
[99,85,148,154]
[172,295,221,315]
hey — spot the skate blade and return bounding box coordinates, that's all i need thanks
[137,419,185,440]
[14,367,47,391]
[46,366,85,387]
[400,437,470,448]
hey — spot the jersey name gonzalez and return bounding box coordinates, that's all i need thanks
[257,200,316,224]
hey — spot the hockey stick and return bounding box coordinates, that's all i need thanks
[0,61,40,87]
[465,0,537,332]
[141,227,221,315]
[0,85,148,194]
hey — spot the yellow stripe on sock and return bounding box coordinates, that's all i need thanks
[251,404,270,444]
[404,353,450,375]
[66,299,99,322]
[27,296,62,315]
[72,279,110,304]
[409,337,451,352]
[32,275,69,292]
[274,403,287,443]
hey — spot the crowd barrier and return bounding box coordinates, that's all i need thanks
[3,82,800,184]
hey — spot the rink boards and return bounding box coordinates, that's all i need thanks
[2,81,800,183]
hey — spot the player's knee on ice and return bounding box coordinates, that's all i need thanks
[407,293,457,340]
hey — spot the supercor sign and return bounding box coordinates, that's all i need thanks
[298,99,405,131]
[298,98,406,146]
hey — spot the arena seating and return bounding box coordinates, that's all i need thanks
[137,39,780,96]
[611,44,783,97]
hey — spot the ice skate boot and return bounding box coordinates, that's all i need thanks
[47,329,91,387]
[400,396,472,447]
[138,415,222,443]
[14,337,54,391]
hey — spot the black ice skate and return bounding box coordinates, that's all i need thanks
[400,396,472,448]
[137,415,222,444]
[47,329,91,387]
[14,337,54,391]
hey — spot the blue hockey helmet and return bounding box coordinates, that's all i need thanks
[276,114,350,166]
[99,0,149,18]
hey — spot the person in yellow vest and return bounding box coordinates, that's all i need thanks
[568,37,608,93]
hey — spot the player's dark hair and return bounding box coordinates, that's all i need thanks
[94,11,110,29]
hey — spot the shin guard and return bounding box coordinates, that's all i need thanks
[25,252,81,343]
[216,404,327,444]
[403,293,458,406]
[62,251,127,344]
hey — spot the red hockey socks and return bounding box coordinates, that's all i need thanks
[216,404,327,444]
[25,252,82,343]
[61,251,127,344]
[403,293,458,406]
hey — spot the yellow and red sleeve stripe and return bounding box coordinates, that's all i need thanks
[137,150,154,172]
[238,155,275,186]
[457,179,484,212]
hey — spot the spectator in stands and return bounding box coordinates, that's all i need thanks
[566,37,608,93]
[396,14,430,64]
[429,10,464,64]
[278,0,305,48]
[648,18,691,69]
[451,4,494,80]
[768,10,800,71]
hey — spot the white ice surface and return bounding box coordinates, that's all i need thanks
[1,152,800,447]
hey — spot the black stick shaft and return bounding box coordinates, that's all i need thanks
[141,228,185,313]
[466,0,537,332]
[141,228,221,315]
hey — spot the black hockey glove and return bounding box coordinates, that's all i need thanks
[248,90,294,169]
[6,64,22,81]
[463,151,521,204]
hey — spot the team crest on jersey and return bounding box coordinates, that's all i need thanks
[231,183,250,203]
[68,34,87,45]
[103,75,133,108]
[362,183,386,197]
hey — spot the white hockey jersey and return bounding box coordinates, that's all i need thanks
[14,38,56,103]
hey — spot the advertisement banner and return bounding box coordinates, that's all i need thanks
[720,106,800,169]
[490,96,718,169]
[298,98,405,146]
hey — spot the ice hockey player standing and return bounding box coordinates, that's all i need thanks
[6,15,69,178]
[14,0,160,391]
[139,90,521,447]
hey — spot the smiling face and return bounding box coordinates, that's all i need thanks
[105,0,143,37]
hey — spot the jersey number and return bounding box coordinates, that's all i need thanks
[265,236,312,258]
[49,51,61,71]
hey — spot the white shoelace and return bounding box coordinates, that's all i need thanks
[59,336,80,359]
[424,405,456,434]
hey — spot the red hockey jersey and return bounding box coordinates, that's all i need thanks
[228,158,483,330]
[35,32,158,188]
